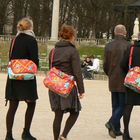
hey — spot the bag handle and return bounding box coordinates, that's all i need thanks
[9,37,16,59]
[50,48,55,68]
[129,46,134,69]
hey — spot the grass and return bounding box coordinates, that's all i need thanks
[77,44,104,60]
[0,41,10,62]
[0,41,48,62]
[0,41,104,63]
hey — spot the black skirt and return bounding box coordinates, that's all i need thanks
[5,76,38,101]
[126,88,140,105]
[49,86,81,113]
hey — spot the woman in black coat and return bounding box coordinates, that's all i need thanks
[121,37,140,140]
[48,25,85,140]
[5,17,39,140]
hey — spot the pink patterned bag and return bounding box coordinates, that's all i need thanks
[43,49,74,97]
[124,66,140,93]
[124,46,140,93]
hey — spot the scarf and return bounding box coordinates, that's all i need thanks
[16,30,35,38]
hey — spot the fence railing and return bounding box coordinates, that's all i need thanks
[0,35,49,43]
[0,35,111,45]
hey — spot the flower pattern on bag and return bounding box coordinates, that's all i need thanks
[11,59,37,74]
[8,59,37,80]
[124,66,140,93]
[43,67,75,98]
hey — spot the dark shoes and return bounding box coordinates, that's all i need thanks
[105,122,123,138]
[5,137,14,140]
[59,136,68,140]
[5,129,36,140]
[5,132,15,140]
[22,129,37,140]
[122,133,133,140]
[108,130,116,138]
[116,130,123,136]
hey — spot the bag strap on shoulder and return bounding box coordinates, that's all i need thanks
[129,46,134,69]
[50,48,55,68]
[9,37,16,58]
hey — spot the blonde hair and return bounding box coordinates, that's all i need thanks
[114,24,127,36]
[17,17,33,31]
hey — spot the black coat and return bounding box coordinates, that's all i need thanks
[5,33,39,101]
[121,41,140,105]
[103,35,131,92]
[48,40,84,112]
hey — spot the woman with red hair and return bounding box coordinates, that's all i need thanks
[48,24,85,140]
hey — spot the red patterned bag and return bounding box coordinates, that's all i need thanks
[43,49,74,98]
[8,38,37,80]
[124,66,140,93]
[124,46,140,93]
[10,59,37,74]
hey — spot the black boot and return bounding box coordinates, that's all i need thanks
[122,132,133,140]
[5,132,14,140]
[21,128,36,140]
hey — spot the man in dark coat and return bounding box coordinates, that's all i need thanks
[103,24,131,138]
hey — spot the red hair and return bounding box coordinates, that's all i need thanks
[59,24,76,40]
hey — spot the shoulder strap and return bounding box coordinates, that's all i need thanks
[129,46,134,69]
[9,37,16,58]
[50,48,55,68]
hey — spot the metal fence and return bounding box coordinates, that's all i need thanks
[0,35,48,43]
[0,35,111,45]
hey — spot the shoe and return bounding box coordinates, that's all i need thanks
[59,136,68,140]
[106,122,123,137]
[5,137,14,140]
[105,121,116,138]
[122,133,133,140]
[5,132,15,140]
[115,130,123,136]
[105,122,111,129]
[109,130,116,138]
[22,128,36,140]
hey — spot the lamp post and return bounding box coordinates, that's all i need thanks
[50,0,60,41]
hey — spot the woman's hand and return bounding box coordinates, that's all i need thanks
[78,93,85,99]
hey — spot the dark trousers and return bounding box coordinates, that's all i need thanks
[109,92,125,131]
[82,67,93,79]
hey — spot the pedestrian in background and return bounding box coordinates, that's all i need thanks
[103,24,131,138]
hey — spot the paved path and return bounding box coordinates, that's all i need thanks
[0,73,140,140]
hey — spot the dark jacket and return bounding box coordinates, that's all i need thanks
[49,40,84,94]
[121,41,140,73]
[5,33,39,101]
[121,41,140,104]
[81,60,93,68]
[103,35,131,92]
